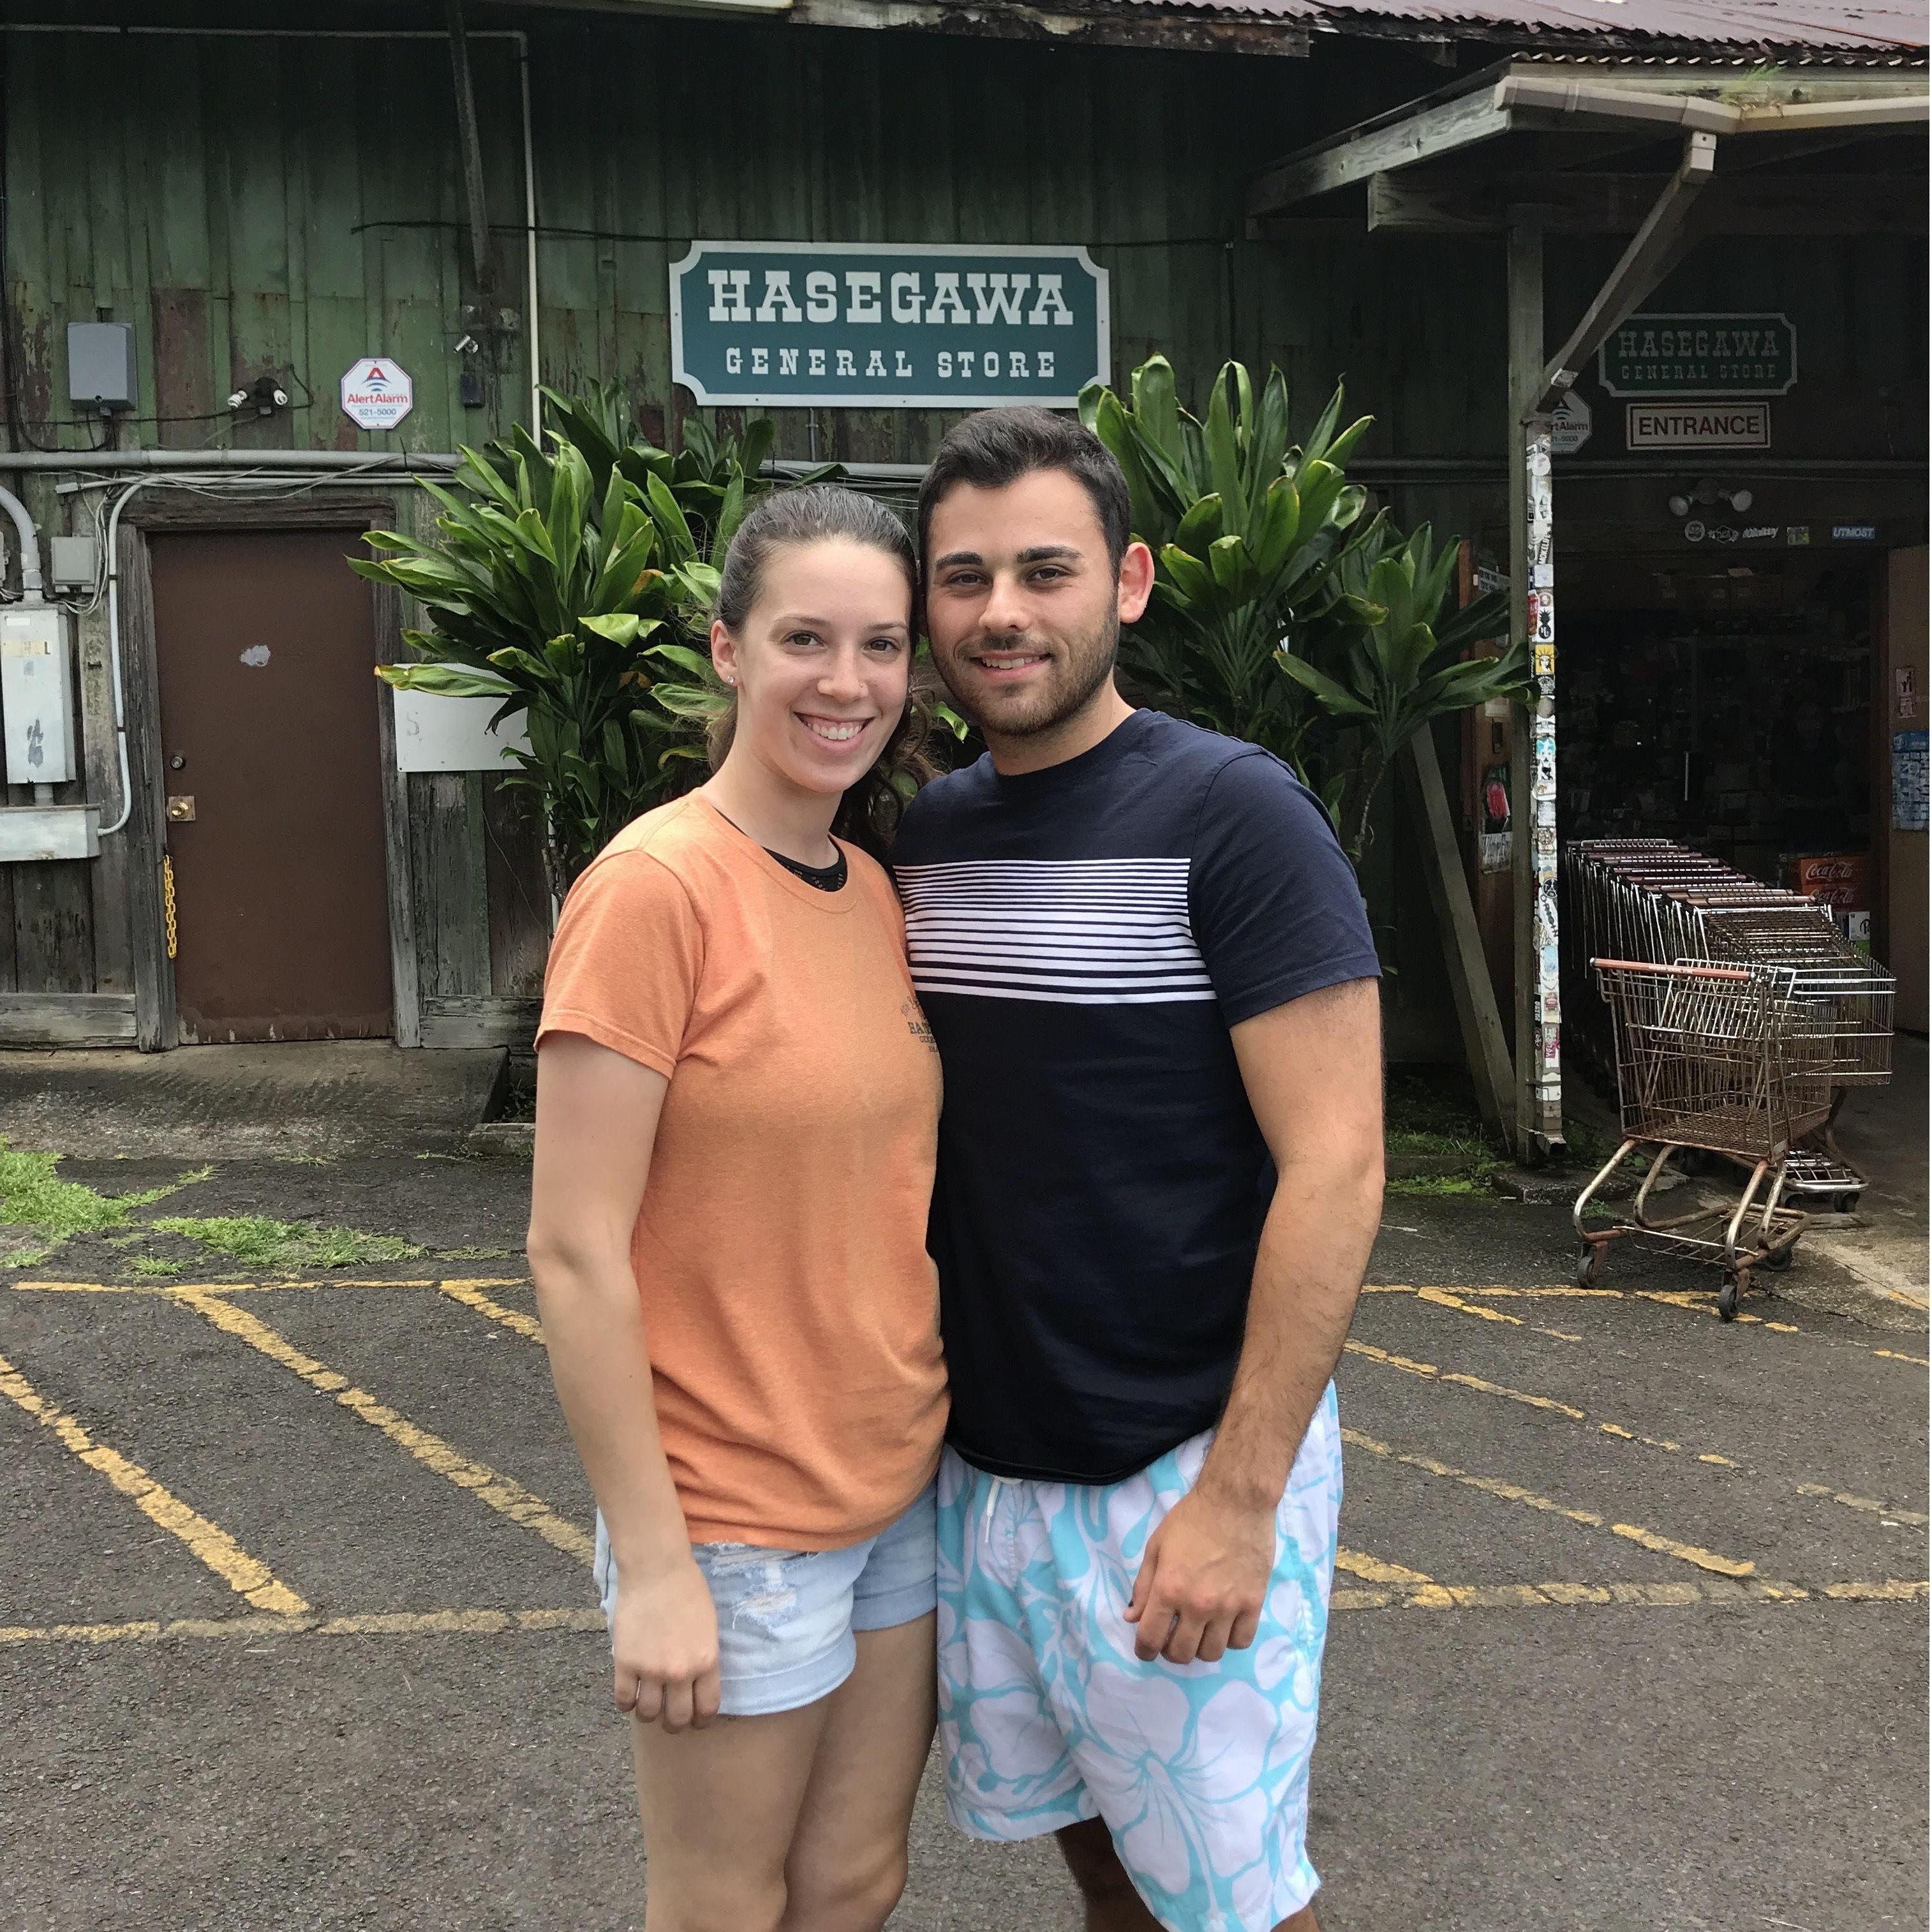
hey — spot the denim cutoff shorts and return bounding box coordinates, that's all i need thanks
[593,1480,937,1718]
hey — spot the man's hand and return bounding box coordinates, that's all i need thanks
[1123,1485,1276,1665]
[611,1552,723,1733]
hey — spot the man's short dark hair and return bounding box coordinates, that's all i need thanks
[918,408,1131,572]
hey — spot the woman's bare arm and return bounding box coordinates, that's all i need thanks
[528,1031,721,1731]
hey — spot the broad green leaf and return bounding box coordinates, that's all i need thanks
[1173,493,1225,560]
[1274,650,1374,717]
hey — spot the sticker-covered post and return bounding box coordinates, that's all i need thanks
[1507,227,1564,1162]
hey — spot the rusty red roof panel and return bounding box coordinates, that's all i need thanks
[1126,0,1927,50]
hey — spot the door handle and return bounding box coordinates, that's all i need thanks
[167,795,196,822]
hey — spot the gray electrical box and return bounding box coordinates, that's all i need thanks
[68,322,136,412]
[1,607,77,785]
[48,534,98,591]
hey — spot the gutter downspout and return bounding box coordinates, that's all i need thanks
[521,36,542,436]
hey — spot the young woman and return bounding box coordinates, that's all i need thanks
[528,486,946,1932]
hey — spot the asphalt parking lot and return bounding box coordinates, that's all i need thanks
[1,1152,1926,1932]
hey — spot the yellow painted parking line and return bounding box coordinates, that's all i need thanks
[1340,1424,1756,1577]
[1414,1285,1583,1343]
[437,1279,544,1343]
[11,1278,528,1295]
[6,1580,1926,1647]
[1795,1484,1931,1529]
[1632,1289,1802,1332]
[1363,1284,1622,1299]
[1335,1549,1434,1585]
[0,1607,607,1646]
[170,1291,592,1565]
[1331,1577,1928,1613]
[1346,1335,1926,1531]
[0,1346,307,1615]
[1367,1283,1926,1369]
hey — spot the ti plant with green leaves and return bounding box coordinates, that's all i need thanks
[355,383,810,895]
[1082,353,1520,866]
[1080,354,1376,778]
[1281,522,1520,865]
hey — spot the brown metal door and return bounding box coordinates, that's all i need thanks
[151,530,393,1042]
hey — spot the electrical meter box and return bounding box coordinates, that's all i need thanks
[67,322,137,412]
[1,607,78,785]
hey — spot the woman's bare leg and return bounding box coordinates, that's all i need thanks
[630,1697,831,1932]
[781,1614,939,1932]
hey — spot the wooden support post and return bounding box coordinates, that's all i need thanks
[1404,725,1513,1137]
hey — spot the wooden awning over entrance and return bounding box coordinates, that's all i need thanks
[1245,59,1928,1161]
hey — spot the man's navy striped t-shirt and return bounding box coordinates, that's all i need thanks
[891,707,1381,1484]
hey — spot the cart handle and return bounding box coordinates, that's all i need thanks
[1590,958,1752,981]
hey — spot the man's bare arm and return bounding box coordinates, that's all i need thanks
[1124,976,1385,1664]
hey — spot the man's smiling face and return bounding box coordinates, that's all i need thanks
[923,468,1151,742]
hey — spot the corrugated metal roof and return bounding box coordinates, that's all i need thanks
[1306,0,1926,51]
[1113,0,1926,53]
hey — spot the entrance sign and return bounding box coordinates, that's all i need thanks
[1599,314,1796,398]
[1626,402,1771,450]
[340,358,414,430]
[669,242,1110,408]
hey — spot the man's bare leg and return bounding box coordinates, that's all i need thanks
[1055,1818,1319,1932]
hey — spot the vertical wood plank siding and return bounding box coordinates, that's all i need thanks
[0,15,1922,1048]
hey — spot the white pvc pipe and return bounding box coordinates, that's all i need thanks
[94,477,150,838]
[0,480,42,595]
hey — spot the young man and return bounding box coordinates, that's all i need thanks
[893,409,1385,1932]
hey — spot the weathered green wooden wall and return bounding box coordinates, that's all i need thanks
[0,8,1923,1050]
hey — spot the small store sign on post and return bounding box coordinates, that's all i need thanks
[340,358,415,431]
[1599,315,1797,398]
[670,242,1110,408]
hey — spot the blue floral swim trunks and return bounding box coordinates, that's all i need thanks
[936,1386,1342,1932]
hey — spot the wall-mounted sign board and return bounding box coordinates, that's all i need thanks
[390,678,530,773]
[1626,402,1771,450]
[669,242,1110,408]
[1600,315,1796,398]
[341,358,414,430]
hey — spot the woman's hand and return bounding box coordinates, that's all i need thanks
[611,1552,724,1734]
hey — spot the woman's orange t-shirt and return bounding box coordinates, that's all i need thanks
[535,793,947,1550]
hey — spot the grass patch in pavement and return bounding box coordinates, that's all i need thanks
[0,1143,212,1267]
[1384,1070,1507,1197]
[150,1215,426,1272]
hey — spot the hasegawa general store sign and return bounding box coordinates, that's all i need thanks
[1598,313,1797,398]
[670,242,1110,408]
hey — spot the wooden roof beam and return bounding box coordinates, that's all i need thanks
[1368,169,1930,235]
[1247,82,1514,217]
[1533,128,1716,415]
[1249,63,1928,218]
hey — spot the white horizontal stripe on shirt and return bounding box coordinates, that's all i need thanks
[898,856,1216,1006]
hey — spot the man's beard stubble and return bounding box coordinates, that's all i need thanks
[934,606,1122,741]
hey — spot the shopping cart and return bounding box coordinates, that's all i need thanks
[1564,840,1896,1210]
[1572,960,1835,1319]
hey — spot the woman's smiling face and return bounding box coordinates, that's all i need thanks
[710,535,914,799]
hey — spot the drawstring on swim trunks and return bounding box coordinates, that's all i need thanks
[981,1473,1016,1538]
